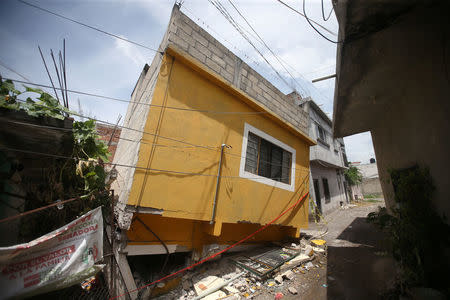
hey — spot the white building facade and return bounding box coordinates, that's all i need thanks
[292,94,349,216]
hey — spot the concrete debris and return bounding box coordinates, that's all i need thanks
[304,262,314,270]
[224,285,240,295]
[193,275,225,295]
[281,270,295,280]
[288,287,298,295]
[274,275,283,284]
[203,290,227,300]
[304,244,314,256]
[279,253,312,272]
[312,246,325,253]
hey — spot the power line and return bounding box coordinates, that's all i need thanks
[2,119,298,170]
[0,60,32,83]
[181,5,306,95]
[302,0,342,44]
[17,0,163,54]
[208,0,296,93]
[5,77,269,115]
[9,99,293,171]
[0,146,292,181]
[321,0,334,21]
[275,0,337,37]
[225,0,309,96]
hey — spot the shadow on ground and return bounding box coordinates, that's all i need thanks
[326,217,397,300]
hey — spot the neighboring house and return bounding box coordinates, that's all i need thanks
[353,160,383,197]
[333,1,449,215]
[292,96,348,215]
[96,123,121,161]
[111,4,315,293]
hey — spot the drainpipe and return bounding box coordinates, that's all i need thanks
[210,144,230,225]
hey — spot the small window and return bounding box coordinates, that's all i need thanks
[317,125,326,141]
[322,178,331,203]
[244,132,292,184]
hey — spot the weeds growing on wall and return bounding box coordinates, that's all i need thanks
[0,79,112,240]
[367,166,450,297]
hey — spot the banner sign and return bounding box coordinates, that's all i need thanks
[0,207,104,299]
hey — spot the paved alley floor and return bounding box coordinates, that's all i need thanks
[280,201,397,300]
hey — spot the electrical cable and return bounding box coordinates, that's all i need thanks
[275,0,337,36]
[208,0,296,92]
[0,147,292,181]
[17,0,163,54]
[181,5,309,96]
[4,77,268,115]
[225,0,309,96]
[321,0,334,21]
[302,0,342,44]
[1,119,297,170]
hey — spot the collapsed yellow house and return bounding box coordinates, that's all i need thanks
[111,4,315,293]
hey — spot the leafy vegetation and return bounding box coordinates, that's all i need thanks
[344,165,362,186]
[367,166,450,297]
[1,79,72,119]
[1,78,112,240]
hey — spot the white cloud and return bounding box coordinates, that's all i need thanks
[344,132,376,164]
[114,36,147,67]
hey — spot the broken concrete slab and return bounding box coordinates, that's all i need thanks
[281,270,295,280]
[194,275,225,295]
[224,285,240,295]
[202,290,226,300]
[313,246,325,253]
[304,245,314,256]
[288,287,298,295]
[279,253,312,272]
[274,275,283,284]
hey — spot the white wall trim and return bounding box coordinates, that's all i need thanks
[239,123,296,192]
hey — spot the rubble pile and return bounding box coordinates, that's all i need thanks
[158,237,327,299]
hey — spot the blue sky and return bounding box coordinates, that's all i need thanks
[0,0,375,163]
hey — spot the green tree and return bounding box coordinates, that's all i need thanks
[344,165,362,186]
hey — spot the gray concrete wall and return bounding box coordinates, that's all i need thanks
[305,101,346,168]
[310,161,347,215]
[361,177,382,196]
[333,3,450,218]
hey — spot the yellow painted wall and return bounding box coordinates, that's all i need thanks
[127,49,312,244]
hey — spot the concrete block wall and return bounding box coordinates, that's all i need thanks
[167,6,309,133]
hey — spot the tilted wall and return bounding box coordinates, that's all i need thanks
[126,52,311,235]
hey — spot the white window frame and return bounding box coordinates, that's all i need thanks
[239,123,296,192]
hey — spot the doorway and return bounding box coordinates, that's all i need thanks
[313,179,322,219]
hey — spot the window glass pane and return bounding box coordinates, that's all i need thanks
[245,132,258,173]
[270,146,282,181]
[244,130,293,185]
[281,150,291,184]
[258,139,271,178]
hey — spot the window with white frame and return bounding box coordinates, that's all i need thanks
[240,123,296,191]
